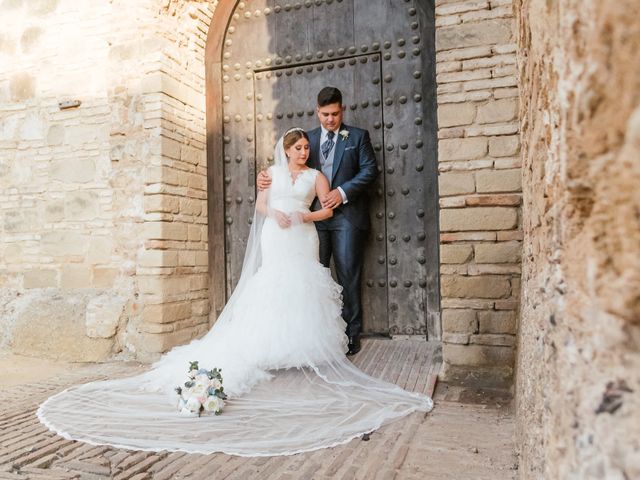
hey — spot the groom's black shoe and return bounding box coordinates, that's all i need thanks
[347,335,361,356]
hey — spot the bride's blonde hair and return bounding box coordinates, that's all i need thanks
[283,128,309,150]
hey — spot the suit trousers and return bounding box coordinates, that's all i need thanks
[316,211,367,338]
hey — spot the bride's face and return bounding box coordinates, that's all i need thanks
[286,138,310,167]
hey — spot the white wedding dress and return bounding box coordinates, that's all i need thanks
[37,138,433,456]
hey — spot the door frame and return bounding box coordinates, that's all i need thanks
[205,1,440,339]
[205,2,236,320]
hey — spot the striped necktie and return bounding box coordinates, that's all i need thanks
[321,130,335,162]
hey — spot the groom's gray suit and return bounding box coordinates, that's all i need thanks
[307,124,378,338]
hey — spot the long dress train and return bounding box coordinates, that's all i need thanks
[37,159,433,456]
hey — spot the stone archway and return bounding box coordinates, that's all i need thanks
[205,0,440,340]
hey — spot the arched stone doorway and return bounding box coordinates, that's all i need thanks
[205,0,440,339]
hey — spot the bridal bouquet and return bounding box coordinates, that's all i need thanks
[175,361,227,417]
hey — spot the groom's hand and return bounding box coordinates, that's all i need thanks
[321,189,343,209]
[257,170,272,191]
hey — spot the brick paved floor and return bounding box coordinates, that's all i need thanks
[0,339,516,479]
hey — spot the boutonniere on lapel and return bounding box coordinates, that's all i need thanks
[339,129,349,141]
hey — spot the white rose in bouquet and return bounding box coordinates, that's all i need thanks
[204,396,224,413]
[209,378,222,390]
[185,396,202,414]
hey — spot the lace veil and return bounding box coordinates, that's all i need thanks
[37,131,433,456]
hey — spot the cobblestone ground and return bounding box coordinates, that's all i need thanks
[0,339,516,479]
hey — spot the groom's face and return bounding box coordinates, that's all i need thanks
[316,102,344,132]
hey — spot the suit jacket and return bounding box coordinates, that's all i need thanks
[307,124,378,230]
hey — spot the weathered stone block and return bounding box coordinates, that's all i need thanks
[20,111,46,140]
[139,250,178,268]
[437,103,477,127]
[441,274,511,298]
[441,231,497,242]
[138,326,205,355]
[138,275,190,296]
[92,268,118,288]
[143,301,192,324]
[443,343,515,366]
[478,310,517,334]
[145,194,180,213]
[437,46,492,62]
[440,244,474,264]
[50,158,96,183]
[3,209,38,233]
[144,166,181,186]
[195,250,209,266]
[475,169,522,193]
[86,296,126,338]
[64,190,99,221]
[61,266,91,289]
[443,332,470,344]
[437,1,489,16]
[41,231,88,256]
[178,250,196,266]
[438,68,491,84]
[476,99,518,124]
[437,19,513,51]
[468,264,521,274]
[440,207,518,231]
[470,334,515,347]
[191,299,209,316]
[87,236,113,264]
[188,225,203,242]
[439,91,492,104]
[180,198,203,216]
[143,221,188,241]
[442,309,478,333]
[494,157,522,169]
[439,137,487,161]
[489,135,520,157]
[23,269,58,288]
[465,194,521,206]
[47,125,65,145]
[475,241,521,263]
[9,72,35,101]
[11,293,114,361]
[4,244,22,263]
[140,322,174,334]
[466,122,519,137]
[438,172,475,196]
[44,199,65,222]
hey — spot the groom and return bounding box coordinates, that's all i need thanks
[257,86,378,355]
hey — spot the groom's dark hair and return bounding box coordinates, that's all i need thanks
[317,87,342,107]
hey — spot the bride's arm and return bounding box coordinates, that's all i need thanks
[256,171,292,228]
[303,172,334,223]
[256,189,269,217]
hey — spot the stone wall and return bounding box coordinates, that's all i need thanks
[1,0,524,380]
[515,0,640,477]
[435,0,521,384]
[0,0,216,361]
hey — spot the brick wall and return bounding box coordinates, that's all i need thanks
[1,0,523,378]
[435,0,521,384]
[0,0,216,361]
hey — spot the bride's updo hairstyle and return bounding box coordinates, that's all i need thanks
[283,128,309,150]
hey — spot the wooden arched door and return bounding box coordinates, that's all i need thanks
[206,0,440,339]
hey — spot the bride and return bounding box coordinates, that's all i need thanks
[37,128,433,456]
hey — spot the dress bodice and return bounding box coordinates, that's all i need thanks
[268,165,318,212]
